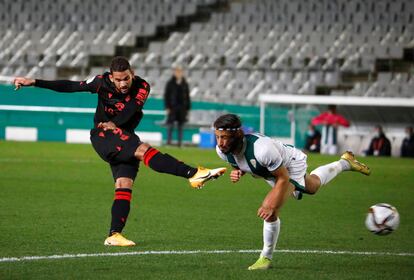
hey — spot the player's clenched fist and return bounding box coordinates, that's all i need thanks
[98,121,117,131]
[230,169,244,183]
[13,77,35,90]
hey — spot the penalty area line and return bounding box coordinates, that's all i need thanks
[1,249,413,263]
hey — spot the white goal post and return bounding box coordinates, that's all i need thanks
[259,94,414,147]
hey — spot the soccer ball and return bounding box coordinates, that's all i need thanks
[365,203,400,235]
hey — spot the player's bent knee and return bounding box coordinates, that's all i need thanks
[304,185,317,195]
[115,177,134,188]
[304,174,321,194]
[134,142,151,160]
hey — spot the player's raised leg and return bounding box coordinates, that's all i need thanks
[136,143,226,189]
[306,151,371,194]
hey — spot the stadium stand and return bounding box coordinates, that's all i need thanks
[128,0,414,103]
[0,0,219,79]
[1,0,413,104]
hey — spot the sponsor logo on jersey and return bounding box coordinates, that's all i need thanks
[250,159,257,168]
[135,88,149,106]
[115,102,125,111]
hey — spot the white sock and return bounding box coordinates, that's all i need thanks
[310,159,350,186]
[261,219,281,260]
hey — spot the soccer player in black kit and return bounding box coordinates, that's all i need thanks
[13,56,226,246]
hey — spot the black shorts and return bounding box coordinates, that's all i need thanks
[90,128,142,181]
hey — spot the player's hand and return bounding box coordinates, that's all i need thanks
[98,121,117,131]
[257,205,275,221]
[230,169,244,183]
[13,77,35,90]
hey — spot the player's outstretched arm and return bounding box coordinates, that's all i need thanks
[14,76,100,93]
[13,77,35,90]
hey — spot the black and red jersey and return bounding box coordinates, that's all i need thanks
[35,72,150,132]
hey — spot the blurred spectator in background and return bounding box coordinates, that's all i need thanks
[365,125,391,157]
[164,66,191,147]
[401,126,414,158]
[311,105,349,155]
[304,124,321,153]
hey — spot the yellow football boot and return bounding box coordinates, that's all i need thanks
[104,233,136,247]
[189,167,227,189]
[341,151,371,176]
[248,256,272,270]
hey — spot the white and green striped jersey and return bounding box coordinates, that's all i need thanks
[216,133,307,188]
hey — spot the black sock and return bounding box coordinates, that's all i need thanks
[109,188,132,236]
[143,147,197,178]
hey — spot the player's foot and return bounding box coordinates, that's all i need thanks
[340,151,371,176]
[248,256,272,270]
[104,233,136,246]
[189,167,227,189]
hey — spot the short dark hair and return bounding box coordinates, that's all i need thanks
[328,105,337,112]
[110,56,131,73]
[214,114,242,130]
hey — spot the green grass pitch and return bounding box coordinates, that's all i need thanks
[0,141,413,279]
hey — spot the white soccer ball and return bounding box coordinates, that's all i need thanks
[365,203,400,235]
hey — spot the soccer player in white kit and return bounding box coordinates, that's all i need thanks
[213,114,371,270]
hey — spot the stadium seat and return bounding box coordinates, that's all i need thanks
[1,0,413,103]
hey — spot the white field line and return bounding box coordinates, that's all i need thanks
[1,249,413,263]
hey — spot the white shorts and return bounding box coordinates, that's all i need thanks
[287,149,308,187]
[265,149,308,199]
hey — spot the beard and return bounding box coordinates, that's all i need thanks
[221,134,243,155]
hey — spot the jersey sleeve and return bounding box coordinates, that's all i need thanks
[254,138,283,172]
[311,112,328,125]
[111,80,150,127]
[335,114,350,127]
[34,75,102,93]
